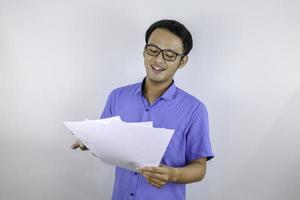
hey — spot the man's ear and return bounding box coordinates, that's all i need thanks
[178,56,188,69]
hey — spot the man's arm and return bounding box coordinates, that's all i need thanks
[139,157,207,188]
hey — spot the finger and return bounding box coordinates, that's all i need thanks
[148,178,165,188]
[149,177,165,185]
[142,171,166,181]
[141,166,167,174]
[71,142,80,149]
[80,146,88,150]
[149,181,163,188]
[142,173,166,186]
[79,143,88,151]
[141,166,157,172]
[71,139,81,149]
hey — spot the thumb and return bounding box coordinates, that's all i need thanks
[71,142,79,149]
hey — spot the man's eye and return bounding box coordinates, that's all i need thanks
[165,53,176,58]
[149,48,158,53]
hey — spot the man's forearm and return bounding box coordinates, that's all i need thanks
[170,158,207,184]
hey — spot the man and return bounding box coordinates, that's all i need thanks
[71,19,214,200]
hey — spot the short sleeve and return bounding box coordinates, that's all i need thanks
[186,103,214,162]
[100,90,115,119]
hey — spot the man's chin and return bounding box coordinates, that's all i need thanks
[146,75,169,84]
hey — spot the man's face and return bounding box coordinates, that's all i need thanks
[143,28,187,84]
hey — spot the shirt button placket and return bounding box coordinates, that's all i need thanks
[129,171,139,200]
[142,106,151,122]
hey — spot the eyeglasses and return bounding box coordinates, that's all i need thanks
[144,44,184,62]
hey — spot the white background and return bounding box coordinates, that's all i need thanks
[0,0,299,199]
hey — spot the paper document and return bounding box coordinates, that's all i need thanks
[64,116,174,171]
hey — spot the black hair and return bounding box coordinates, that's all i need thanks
[145,19,193,56]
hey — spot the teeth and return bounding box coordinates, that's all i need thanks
[152,66,164,71]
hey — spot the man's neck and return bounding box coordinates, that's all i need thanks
[143,77,173,105]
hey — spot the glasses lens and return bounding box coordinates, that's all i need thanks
[146,45,160,56]
[163,50,177,61]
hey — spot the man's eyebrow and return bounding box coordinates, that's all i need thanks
[147,43,179,53]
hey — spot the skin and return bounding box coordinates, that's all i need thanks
[71,139,88,150]
[143,28,188,104]
[71,28,207,189]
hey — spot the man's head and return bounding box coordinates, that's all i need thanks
[143,19,193,84]
[145,19,193,56]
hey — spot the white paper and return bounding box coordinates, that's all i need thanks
[64,116,174,171]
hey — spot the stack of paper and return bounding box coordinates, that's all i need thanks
[63,116,174,172]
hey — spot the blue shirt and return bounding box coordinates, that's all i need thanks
[100,79,214,200]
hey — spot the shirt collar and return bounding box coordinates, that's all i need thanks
[136,77,177,100]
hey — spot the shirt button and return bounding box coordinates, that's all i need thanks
[130,193,134,196]
[146,109,149,111]
[134,172,138,175]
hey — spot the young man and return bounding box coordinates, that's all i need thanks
[72,19,214,200]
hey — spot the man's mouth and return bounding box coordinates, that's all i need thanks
[151,65,166,72]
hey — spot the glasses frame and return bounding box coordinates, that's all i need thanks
[144,44,185,62]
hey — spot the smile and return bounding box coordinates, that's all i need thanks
[151,65,166,71]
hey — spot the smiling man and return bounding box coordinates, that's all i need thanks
[72,19,214,200]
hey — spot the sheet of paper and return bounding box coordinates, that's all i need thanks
[84,116,153,127]
[64,116,174,171]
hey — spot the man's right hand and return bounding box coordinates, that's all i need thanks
[71,139,88,151]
